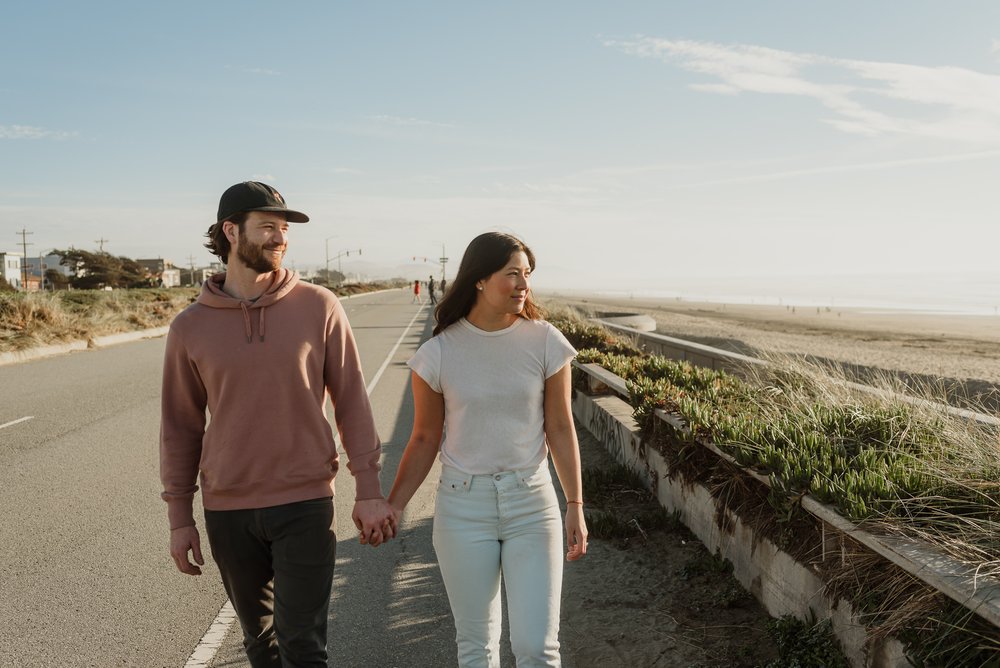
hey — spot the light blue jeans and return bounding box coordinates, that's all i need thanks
[432,461,563,668]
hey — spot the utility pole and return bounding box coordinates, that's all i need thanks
[16,228,33,291]
[187,254,197,286]
[438,243,448,283]
[324,236,338,280]
[95,237,109,252]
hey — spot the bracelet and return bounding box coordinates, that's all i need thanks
[566,500,584,505]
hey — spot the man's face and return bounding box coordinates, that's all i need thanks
[230,212,289,274]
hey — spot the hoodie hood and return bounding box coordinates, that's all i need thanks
[197,269,300,343]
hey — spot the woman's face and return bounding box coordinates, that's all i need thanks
[477,251,531,316]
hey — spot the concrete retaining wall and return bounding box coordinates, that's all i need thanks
[572,388,911,667]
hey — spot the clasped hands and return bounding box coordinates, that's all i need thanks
[352,498,401,547]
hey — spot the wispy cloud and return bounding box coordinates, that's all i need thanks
[665,149,1000,190]
[0,124,76,140]
[367,114,454,129]
[605,37,1000,143]
[226,65,280,76]
[487,182,596,195]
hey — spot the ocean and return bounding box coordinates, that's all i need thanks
[596,272,1000,317]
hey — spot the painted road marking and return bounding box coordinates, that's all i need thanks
[0,416,34,430]
[185,305,427,667]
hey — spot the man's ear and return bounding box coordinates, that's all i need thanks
[223,221,239,245]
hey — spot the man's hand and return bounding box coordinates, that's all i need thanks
[170,526,204,575]
[352,499,398,547]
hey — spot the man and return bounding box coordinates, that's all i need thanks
[160,181,396,667]
[428,274,436,305]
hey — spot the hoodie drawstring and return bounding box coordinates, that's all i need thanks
[238,302,267,343]
[240,303,253,344]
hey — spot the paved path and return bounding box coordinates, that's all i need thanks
[0,289,483,667]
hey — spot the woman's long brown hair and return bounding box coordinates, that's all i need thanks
[433,232,543,335]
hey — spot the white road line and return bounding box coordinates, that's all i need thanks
[0,416,34,430]
[366,305,427,395]
[185,305,428,667]
[183,601,236,668]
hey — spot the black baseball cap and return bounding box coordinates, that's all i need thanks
[217,181,310,223]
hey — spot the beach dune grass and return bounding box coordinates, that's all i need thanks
[0,281,408,354]
[0,289,197,352]
[545,304,1000,666]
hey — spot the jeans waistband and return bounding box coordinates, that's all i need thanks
[441,459,548,480]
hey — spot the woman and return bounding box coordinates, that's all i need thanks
[389,231,588,667]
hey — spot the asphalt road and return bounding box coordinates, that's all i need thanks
[0,288,473,667]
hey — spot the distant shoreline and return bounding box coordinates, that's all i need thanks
[540,290,1000,413]
[544,288,1000,318]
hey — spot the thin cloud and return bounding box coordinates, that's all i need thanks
[488,182,597,195]
[0,124,76,140]
[368,114,454,129]
[605,37,1000,143]
[667,149,1000,190]
[226,65,281,76]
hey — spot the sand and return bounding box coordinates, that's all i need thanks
[544,292,1000,413]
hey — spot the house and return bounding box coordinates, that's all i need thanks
[0,251,24,289]
[23,252,73,289]
[137,258,181,288]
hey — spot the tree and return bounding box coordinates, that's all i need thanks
[52,249,152,289]
[44,269,71,290]
[313,268,346,286]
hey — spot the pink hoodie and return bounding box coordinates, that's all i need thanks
[159,269,382,530]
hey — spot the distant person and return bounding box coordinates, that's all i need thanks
[389,231,588,667]
[412,278,423,304]
[440,277,447,297]
[160,181,395,667]
[428,275,437,305]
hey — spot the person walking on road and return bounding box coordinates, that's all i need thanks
[389,231,588,667]
[160,181,396,668]
[412,278,423,304]
[428,275,437,305]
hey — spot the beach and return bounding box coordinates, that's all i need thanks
[543,291,1000,413]
[542,290,1000,664]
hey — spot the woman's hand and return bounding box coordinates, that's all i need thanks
[564,504,588,561]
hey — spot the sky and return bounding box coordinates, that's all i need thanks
[3,1,1000,306]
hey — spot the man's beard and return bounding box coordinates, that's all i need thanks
[237,235,285,274]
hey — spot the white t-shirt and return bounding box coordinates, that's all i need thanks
[408,317,577,474]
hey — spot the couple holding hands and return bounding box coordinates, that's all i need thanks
[160,181,587,668]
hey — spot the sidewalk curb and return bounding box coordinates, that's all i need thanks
[0,326,170,368]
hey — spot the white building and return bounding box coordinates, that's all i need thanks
[0,251,24,289]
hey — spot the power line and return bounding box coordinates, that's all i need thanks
[16,228,33,291]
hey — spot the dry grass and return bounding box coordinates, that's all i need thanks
[0,289,198,352]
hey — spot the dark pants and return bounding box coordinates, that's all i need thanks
[205,497,336,668]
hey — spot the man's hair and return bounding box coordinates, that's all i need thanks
[204,212,249,264]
